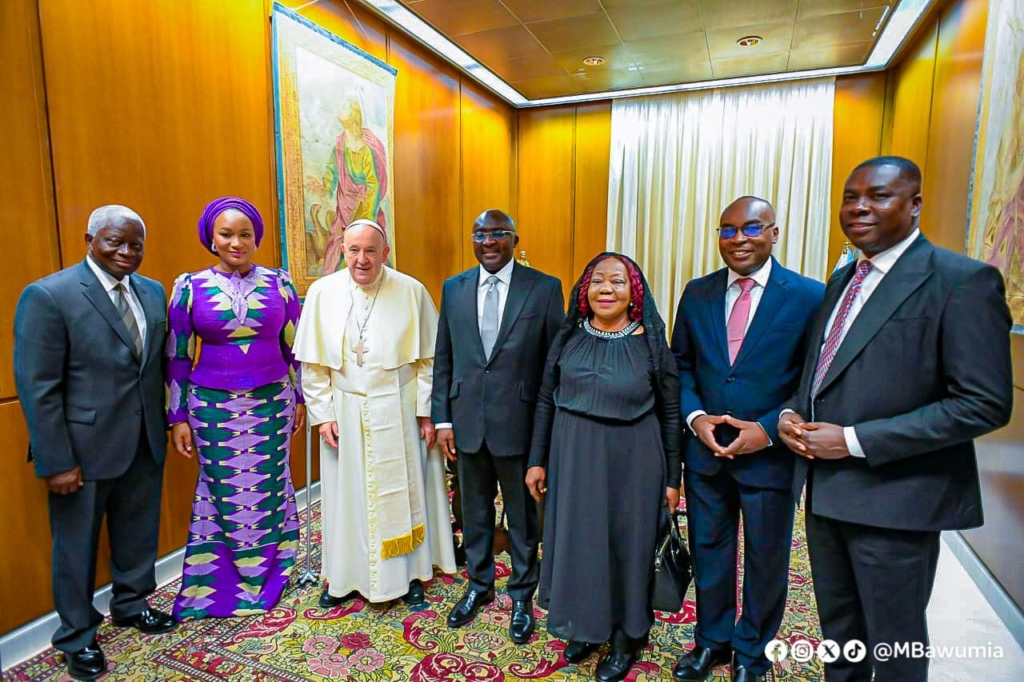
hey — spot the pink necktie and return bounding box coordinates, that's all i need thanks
[727,278,756,365]
[810,260,873,397]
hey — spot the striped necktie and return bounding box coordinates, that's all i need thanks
[114,282,144,357]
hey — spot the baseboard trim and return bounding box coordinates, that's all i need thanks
[944,530,1024,650]
[0,482,321,671]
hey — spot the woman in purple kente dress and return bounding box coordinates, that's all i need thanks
[166,196,304,620]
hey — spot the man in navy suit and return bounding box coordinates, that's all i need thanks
[671,197,825,682]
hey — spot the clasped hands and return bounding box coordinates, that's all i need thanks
[777,412,850,460]
[691,414,770,459]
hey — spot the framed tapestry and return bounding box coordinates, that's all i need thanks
[966,0,1024,333]
[272,4,397,295]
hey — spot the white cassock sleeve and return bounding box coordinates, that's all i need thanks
[415,357,433,419]
[301,361,336,426]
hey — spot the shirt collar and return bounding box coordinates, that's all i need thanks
[479,258,514,288]
[727,256,772,290]
[859,228,920,275]
[86,255,129,293]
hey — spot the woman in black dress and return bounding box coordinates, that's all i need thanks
[526,252,681,682]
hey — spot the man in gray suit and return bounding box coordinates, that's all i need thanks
[14,205,175,681]
[432,209,564,644]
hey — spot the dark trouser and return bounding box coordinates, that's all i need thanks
[457,441,539,601]
[684,468,795,674]
[48,439,163,652]
[806,511,940,682]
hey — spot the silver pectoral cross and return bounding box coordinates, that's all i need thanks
[352,338,369,367]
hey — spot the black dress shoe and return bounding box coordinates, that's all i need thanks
[564,640,600,664]
[319,587,358,609]
[509,599,535,644]
[111,607,175,634]
[732,663,766,682]
[66,642,106,680]
[596,651,638,682]
[446,588,495,627]
[401,579,425,605]
[673,645,731,681]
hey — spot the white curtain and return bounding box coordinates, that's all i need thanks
[607,78,835,329]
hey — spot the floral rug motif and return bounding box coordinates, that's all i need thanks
[5,501,824,681]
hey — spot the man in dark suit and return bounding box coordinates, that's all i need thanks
[779,156,1013,682]
[432,209,564,644]
[671,197,825,682]
[14,205,175,680]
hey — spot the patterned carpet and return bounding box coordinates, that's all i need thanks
[5,501,824,681]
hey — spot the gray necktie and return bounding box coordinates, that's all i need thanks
[481,275,499,358]
[114,282,144,357]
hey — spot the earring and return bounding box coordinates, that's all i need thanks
[211,241,217,252]
[628,302,634,308]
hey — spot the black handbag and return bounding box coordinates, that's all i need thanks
[650,511,693,612]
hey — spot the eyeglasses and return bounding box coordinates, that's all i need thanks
[471,230,515,243]
[716,223,775,239]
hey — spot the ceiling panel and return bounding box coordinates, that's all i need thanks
[712,52,790,79]
[500,0,603,24]
[797,0,893,19]
[487,51,568,81]
[605,0,703,42]
[570,68,645,93]
[706,22,795,61]
[698,0,799,31]
[623,32,709,64]
[452,25,547,64]
[638,60,715,85]
[550,43,637,74]
[409,0,518,36]
[525,12,620,53]
[393,0,903,101]
[787,40,873,70]
[792,6,888,49]
[511,74,581,98]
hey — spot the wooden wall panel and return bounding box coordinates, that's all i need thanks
[572,102,613,282]
[517,107,576,297]
[888,20,939,174]
[0,402,53,633]
[460,80,518,272]
[0,0,61,399]
[390,33,463,304]
[829,74,887,269]
[920,0,987,251]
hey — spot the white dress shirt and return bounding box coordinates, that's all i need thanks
[686,259,773,433]
[86,255,147,345]
[436,259,516,431]
[822,228,921,458]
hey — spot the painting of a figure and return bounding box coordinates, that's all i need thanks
[968,0,1024,331]
[273,6,397,294]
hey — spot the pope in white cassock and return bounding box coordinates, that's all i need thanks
[292,219,456,606]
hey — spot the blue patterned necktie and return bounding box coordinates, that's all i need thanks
[481,276,499,358]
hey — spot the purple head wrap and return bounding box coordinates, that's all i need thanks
[198,196,265,253]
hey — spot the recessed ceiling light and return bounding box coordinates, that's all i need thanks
[737,36,762,47]
[582,56,606,66]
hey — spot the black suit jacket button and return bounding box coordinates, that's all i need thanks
[485,370,491,374]
[135,409,142,415]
